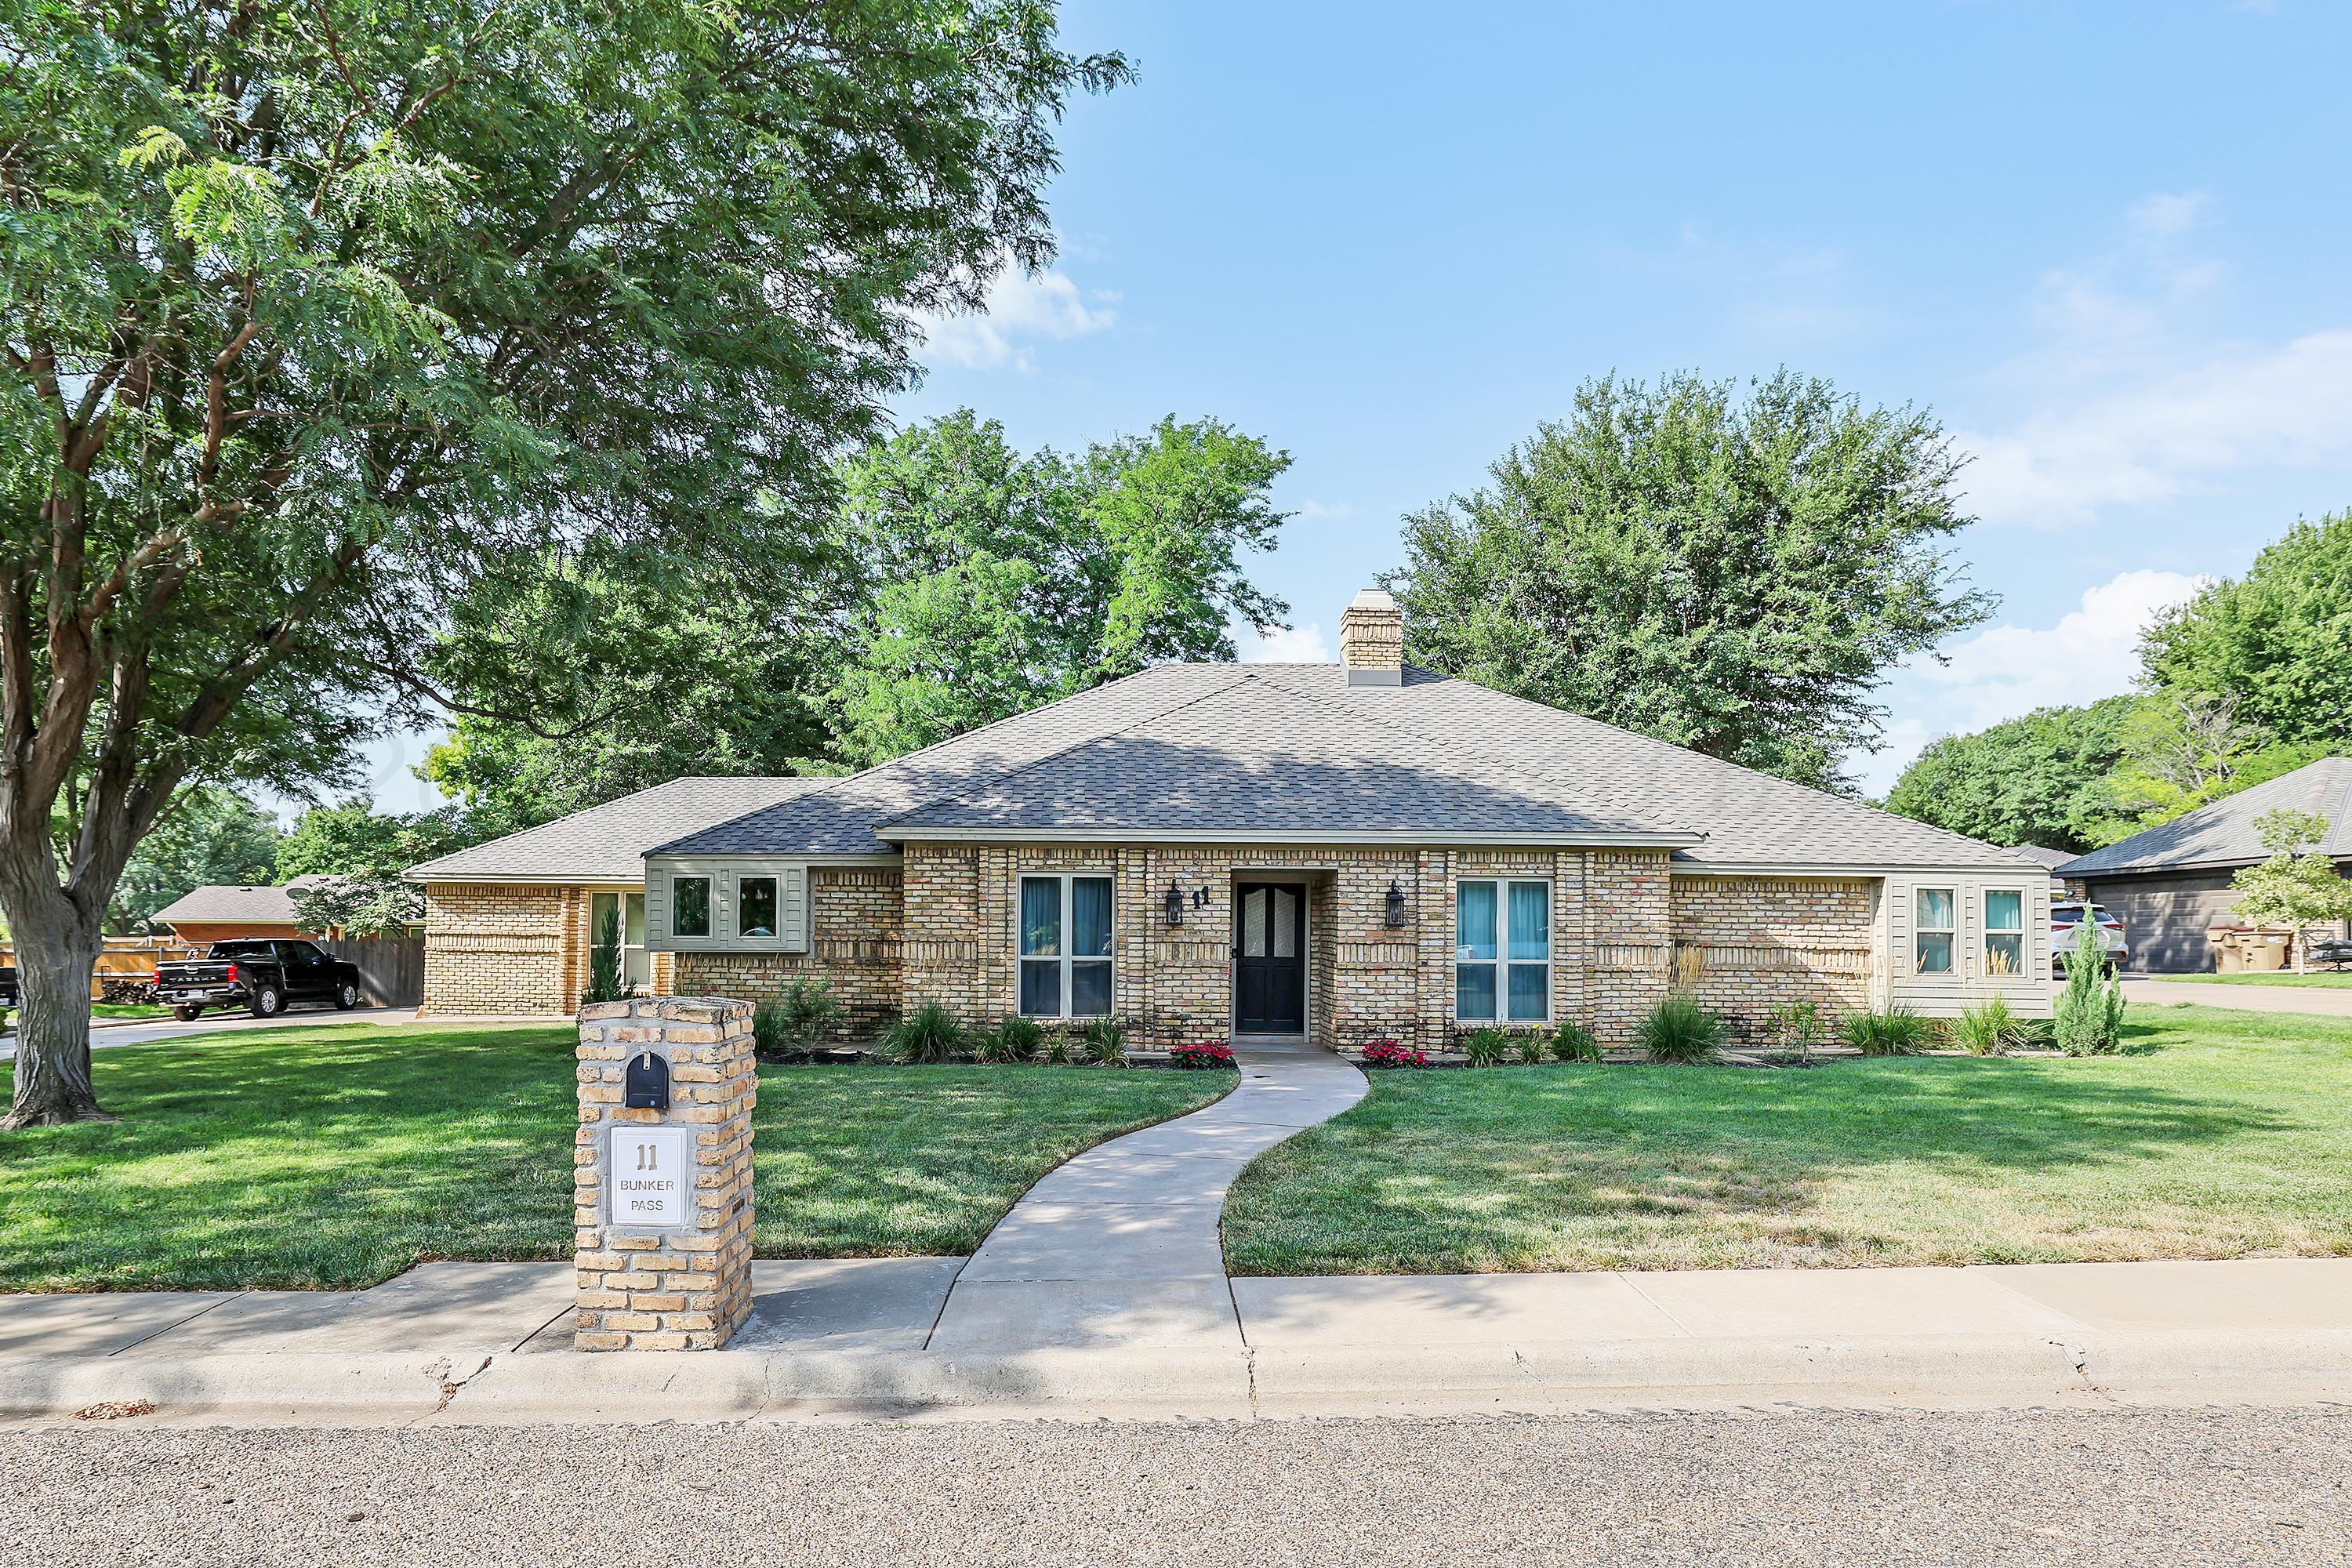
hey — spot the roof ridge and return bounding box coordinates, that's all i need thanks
[1249,670,1697,838]
[873,667,1265,828]
[406,774,824,878]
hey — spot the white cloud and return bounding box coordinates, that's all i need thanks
[1236,621,1332,663]
[1292,499,1354,520]
[2126,190,2209,240]
[1852,568,2204,795]
[1955,329,2352,526]
[917,265,1116,373]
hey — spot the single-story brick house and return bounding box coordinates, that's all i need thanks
[2060,757,2352,972]
[411,591,2053,1043]
[149,877,330,943]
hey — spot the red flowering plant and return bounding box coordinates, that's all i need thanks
[1359,1039,1428,1069]
[1169,1040,1236,1069]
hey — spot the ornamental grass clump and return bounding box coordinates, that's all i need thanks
[2054,919,2127,1055]
[1551,1020,1600,1062]
[1843,1006,1932,1056]
[975,1015,1042,1064]
[1514,1033,1552,1065]
[1954,994,2025,1057]
[1041,1032,1075,1066]
[1460,1027,1511,1067]
[1635,993,1726,1064]
[882,1001,964,1064]
[1080,1017,1127,1066]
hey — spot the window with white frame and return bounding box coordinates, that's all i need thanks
[737,874,779,939]
[1456,879,1550,1022]
[1984,888,2025,977]
[1018,874,1112,1018]
[1915,887,1955,974]
[672,874,712,938]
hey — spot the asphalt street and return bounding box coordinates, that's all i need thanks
[6,1405,2345,1566]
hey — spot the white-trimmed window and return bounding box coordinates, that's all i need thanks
[672,875,712,939]
[1984,888,2025,977]
[737,873,779,939]
[590,891,651,989]
[1018,874,1112,1018]
[1456,879,1550,1022]
[1915,887,1955,975]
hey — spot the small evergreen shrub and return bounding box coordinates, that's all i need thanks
[1460,1026,1511,1067]
[1551,1020,1600,1063]
[2054,920,2127,1055]
[1080,1017,1127,1066]
[1843,1007,1932,1056]
[580,901,629,1005]
[753,979,845,1060]
[1636,994,1727,1063]
[1359,1040,1428,1069]
[882,1001,964,1063]
[976,1015,1043,1064]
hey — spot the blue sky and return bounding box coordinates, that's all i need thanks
[364,1,2352,812]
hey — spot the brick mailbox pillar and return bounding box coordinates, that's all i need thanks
[573,996,757,1350]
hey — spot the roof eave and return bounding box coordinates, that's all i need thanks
[877,826,1703,849]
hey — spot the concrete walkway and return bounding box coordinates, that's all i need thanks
[924,1038,1369,1352]
[2125,978,2352,1017]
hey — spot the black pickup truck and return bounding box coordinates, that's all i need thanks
[154,938,363,1022]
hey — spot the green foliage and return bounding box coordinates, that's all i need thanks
[2053,922,2127,1055]
[285,875,419,938]
[277,800,472,881]
[1515,1033,1553,1065]
[1953,994,2024,1057]
[1842,1007,1933,1056]
[1389,370,1992,790]
[582,903,629,1007]
[882,1003,967,1065]
[1459,1027,1512,1067]
[2228,809,2352,973]
[107,789,280,933]
[829,412,1291,764]
[975,1015,1043,1065]
[753,982,848,1061]
[1635,994,1728,1063]
[1765,1001,1824,1064]
[1040,1032,1076,1066]
[2140,512,2352,757]
[1551,1020,1600,1062]
[2098,692,2332,837]
[1080,1017,1128,1066]
[1882,697,2134,852]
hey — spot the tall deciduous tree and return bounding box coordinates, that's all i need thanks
[106,786,280,932]
[1,1,1126,1123]
[831,411,1290,764]
[1882,697,2135,853]
[2228,809,2352,975]
[1387,371,1993,790]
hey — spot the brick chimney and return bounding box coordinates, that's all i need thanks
[1338,589,1403,687]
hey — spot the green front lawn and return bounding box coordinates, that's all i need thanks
[0,1023,1229,1292]
[1223,1006,2352,1276]
[90,1003,173,1019]
[2147,972,2352,989]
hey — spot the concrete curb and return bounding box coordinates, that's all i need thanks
[13,1329,2352,1423]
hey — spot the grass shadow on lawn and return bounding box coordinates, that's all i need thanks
[0,1023,1227,1292]
[1223,1007,2352,1276]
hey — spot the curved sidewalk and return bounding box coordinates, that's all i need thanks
[924,1040,1368,1353]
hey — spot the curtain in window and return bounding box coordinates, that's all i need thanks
[1915,887,1954,974]
[1457,882,1497,961]
[1019,877,1062,1017]
[1984,888,2024,975]
[1070,877,1112,1017]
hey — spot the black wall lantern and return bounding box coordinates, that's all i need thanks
[1384,879,1410,927]
[1164,880,1186,927]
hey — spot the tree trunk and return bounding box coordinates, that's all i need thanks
[3,902,107,1127]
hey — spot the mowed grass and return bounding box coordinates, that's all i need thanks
[2148,972,2352,989]
[0,1023,1229,1292]
[1223,1007,2352,1276]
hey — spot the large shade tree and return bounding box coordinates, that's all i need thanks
[0,0,1127,1124]
[1387,371,1993,791]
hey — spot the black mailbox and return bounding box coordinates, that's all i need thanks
[623,1051,671,1110]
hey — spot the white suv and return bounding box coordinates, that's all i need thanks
[2051,902,2129,973]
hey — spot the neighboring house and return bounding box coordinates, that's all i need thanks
[149,877,330,942]
[410,590,2052,1043]
[405,777,836,1015]
[2060,757,2352,973]
[2006,845,2075,898]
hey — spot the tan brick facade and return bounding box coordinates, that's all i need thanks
[670,867,903,1043]
[1669,876,1881,1036]
[420,883,586,1015]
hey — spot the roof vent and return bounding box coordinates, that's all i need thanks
[1339,589,1403,687]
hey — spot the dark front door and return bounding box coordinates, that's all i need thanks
[1233,881,1307,1034]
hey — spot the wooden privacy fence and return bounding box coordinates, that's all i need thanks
[323,934,425,1007]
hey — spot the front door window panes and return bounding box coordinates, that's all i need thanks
[1984,888,2024,976]
[1915,887,1955,974]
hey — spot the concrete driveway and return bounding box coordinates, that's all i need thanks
[2125,978,2352,1017]
[0,1005,422,1061]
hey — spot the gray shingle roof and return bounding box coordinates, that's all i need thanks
[658,662,2033,869]
[407,776,836,882]
[149,878,323,927]
[881,673,1690,841]
[2060,757,2352,877]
